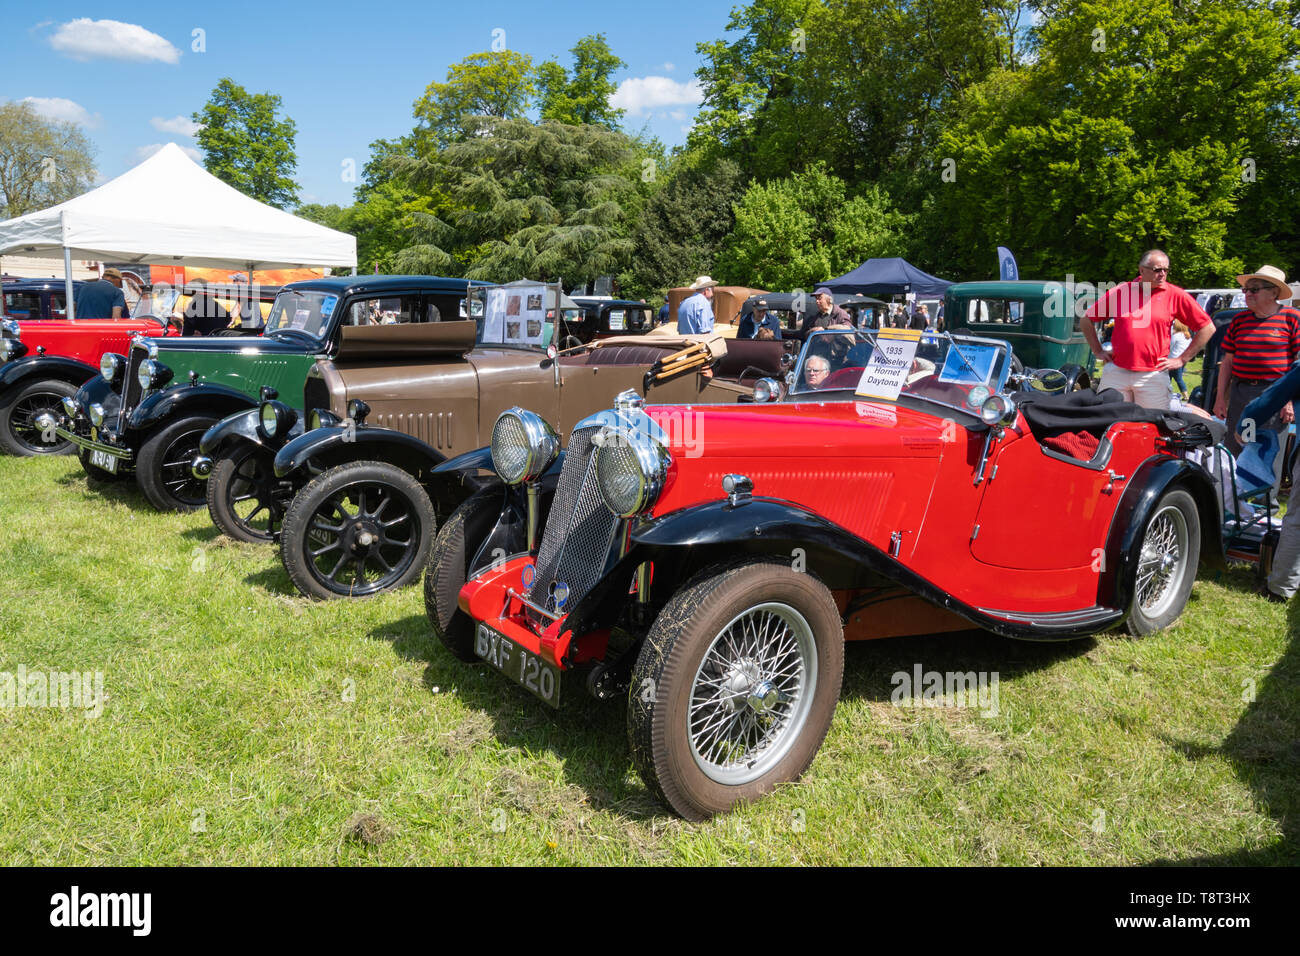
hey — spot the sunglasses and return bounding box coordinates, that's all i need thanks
[1243,285,1275,295]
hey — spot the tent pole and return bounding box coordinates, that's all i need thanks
[63,245,75,321]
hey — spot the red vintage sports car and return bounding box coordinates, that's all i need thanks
[425,328,1224,819]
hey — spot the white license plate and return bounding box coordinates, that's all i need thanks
[475,623,560,706]
[88,449,118,473]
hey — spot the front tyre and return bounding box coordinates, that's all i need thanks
[280,460,435,600]
[0,379,78,456]
[207,443,294,543]
[628,562,844,821]
[425,489,503,661]
[1125,488,1200,635]
[136,415,220,511]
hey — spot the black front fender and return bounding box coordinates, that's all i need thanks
[75,374,116,409]
[129,382,256,431]
[199,407,302,457]
[273,424,448,479]
[1,355,97,392]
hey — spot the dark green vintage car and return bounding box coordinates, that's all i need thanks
[944,280,1093,386]
[56,275,481,511]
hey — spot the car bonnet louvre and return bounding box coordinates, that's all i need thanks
[527,425,620,621]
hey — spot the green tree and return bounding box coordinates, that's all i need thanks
[396,117,639,285]
[716,163,911,290]
[624,150,747,295]
[537,34,626,129]
[413,51,536,151]
[929,0,1299,283]
[0,100,96,217]
[193,78,299,209]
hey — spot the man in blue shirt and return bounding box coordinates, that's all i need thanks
[73,267,126,318]
[738,299,782,339]
[677,276,717,334]
[1237,362,1300,602]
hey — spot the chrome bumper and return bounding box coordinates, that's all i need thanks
[54,426,133,461]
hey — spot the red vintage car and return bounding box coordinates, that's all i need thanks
[424,329,1224,819]
[0,314,182,455]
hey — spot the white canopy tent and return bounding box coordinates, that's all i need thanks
[0,143,356,317]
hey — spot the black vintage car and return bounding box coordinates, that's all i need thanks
[1,277,85,320]
[555,298,654,350]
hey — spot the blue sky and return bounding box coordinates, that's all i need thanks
[4,2,737,207]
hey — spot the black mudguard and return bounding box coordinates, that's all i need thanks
[1103,456,1224,614]
[75,374,116,410]
[273,423,447,479]
[199,407,302,457]
[0,355,96,392]
[129,382,256,431]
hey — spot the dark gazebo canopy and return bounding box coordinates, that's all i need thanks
[820,257,952,297]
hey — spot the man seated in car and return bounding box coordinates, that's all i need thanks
[182,280,233,336]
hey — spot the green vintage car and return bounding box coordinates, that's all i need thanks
[57,275,481,511]
[944,280,1093,387]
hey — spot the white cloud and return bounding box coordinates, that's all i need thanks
[50,19,181,64]
[662,62,675,73]
[151,115,202,137]
[609,76,702,117]
[22,96,99,127]
[135,143,202,163]
[669,109,687,122]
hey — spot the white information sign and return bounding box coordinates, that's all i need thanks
[855,328,923,401]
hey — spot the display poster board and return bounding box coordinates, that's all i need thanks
[482,282,553,346]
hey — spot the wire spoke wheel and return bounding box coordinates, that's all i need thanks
[137,415,219,511]
[159,429,208,505]
[629,562,844,820]
[0,379,77,456]
[281,460,435,600]
[1125,488,1199,636]
[688,603,815,785]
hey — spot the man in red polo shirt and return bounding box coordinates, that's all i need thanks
[1081,249,1214,410]
[1212,264,1299,455]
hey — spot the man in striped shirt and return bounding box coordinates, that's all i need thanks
[1213,265,1300,455]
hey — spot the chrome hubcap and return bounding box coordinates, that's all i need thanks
[688,602,817,786]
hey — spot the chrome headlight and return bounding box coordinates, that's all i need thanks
[0,336,27,362]
[88,403,105,427]
[308,408,341,431]
[980,394,1017,426]
[1,319,19,336]
[752,377,780,403]
[490,408,559,485]
[100,352,124,385]
[61,397,78,417]
[137,358,173,392]
[259,400,296,439]
[594,428,669,518]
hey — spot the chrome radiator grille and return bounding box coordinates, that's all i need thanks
[116,342,147,430]
[527,426,620,618]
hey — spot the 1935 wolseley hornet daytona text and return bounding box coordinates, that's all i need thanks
[425,329,1224,819]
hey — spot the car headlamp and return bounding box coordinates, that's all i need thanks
[0,337,26,362]
[61,397,78,417]
[490,408,559,485]
[594,427,669,518]
[308,408,342,431]
[137,358,173,392]
[1,319,19,336]
[980,394,1017,426]
[88,403,105,427]
[752,377,780,403]
[259,400,296,439]
[100,352,124,385]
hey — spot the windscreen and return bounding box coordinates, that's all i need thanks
[791,329,1013,417]
[264,289,338,339]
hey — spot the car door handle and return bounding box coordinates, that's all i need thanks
[1101,470,1127,495]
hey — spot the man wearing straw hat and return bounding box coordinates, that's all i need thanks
[1213,264,1300,455]
[677,276,717,334]
[73,266,127,319]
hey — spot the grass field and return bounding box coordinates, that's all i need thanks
[1,451,1296,866]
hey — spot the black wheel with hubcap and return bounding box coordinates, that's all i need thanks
[206,442,296,543]
[1124,487,1200,635]
[627,562,844,821]
[280,460,436,600]
[0,379,78,456]
[425,489,504,661]
[136,415,220,511]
